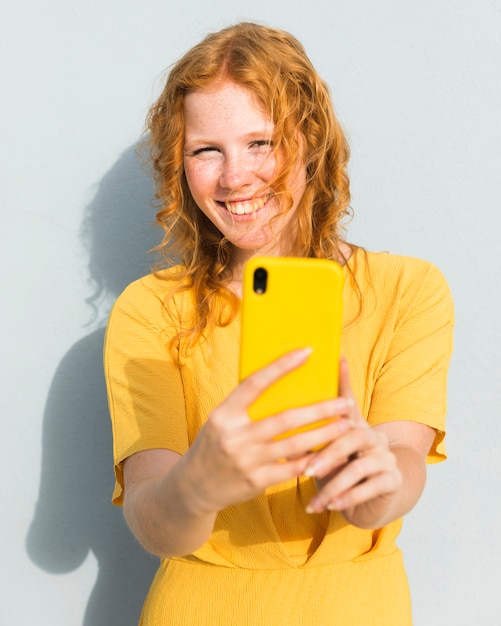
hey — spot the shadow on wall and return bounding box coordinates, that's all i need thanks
[26,143,163,626]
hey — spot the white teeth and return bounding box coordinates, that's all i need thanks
[225,196,266,215]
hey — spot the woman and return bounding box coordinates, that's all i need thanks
[104,22,454,624]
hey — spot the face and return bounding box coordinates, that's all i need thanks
[183,80,307,269]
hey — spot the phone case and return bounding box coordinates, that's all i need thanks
[239,256,344,437]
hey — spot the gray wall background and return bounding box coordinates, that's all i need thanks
[2,1,500,624]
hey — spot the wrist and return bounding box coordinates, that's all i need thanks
[168,452,220,519]
[341,491,401,529]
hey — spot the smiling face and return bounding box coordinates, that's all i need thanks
[183,80,307,271]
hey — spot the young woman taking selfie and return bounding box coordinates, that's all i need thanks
[104,22,454,625]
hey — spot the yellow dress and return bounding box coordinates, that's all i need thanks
[104,249,454,625]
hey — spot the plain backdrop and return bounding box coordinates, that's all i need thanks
[2,1,500,624]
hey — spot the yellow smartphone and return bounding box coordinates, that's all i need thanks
[239,256,344,438]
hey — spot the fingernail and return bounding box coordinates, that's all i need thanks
[327,498,343,511]
[306,497,323,514]
[292,347,312,363]
[304,458,323,478]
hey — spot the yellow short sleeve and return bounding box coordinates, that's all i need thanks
[104,276,188,505]
[366,259,454,462]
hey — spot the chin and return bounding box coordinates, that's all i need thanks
[233,238,272,253]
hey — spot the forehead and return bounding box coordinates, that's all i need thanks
[183,80,273,133]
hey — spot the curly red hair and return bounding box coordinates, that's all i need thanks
[146,22,352,352]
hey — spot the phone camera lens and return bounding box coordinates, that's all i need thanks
[253,267,268,294]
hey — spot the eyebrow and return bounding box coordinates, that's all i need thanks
[184,128,274,144]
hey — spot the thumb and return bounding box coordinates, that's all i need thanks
[338,356,354,400]
[338,357,365,427]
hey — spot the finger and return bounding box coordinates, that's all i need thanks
[337,356,354,398]
[304,422,378,479]
[322,451,386,499]
[252,455,313,487]
[261,408,354,462]
[338,357,367,428]
[325,471,400,512]
[226,348,312,413]
[308,446,400,512]
[252,395,354,445]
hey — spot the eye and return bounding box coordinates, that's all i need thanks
[250,140,273,149]
[192,146,219,156]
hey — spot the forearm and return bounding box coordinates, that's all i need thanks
[342,444,427,529]
[123,456,217,558]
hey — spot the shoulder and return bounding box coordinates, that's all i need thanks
[118,265,186,301]
[351,248,452,299]
[346,248,454,330]
[114,265,188,308]
[353,248,444,278]
[107,265,190,331]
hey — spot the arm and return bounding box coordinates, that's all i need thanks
[343,421,434,528]
[121,349,356,558]
[122,449,217,558]
[304,358,435,528]
[304,261,454,527]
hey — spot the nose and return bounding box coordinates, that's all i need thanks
[219,152,253,191]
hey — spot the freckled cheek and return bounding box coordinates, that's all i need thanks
[256,155,277,182]
[184,161,221,196]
